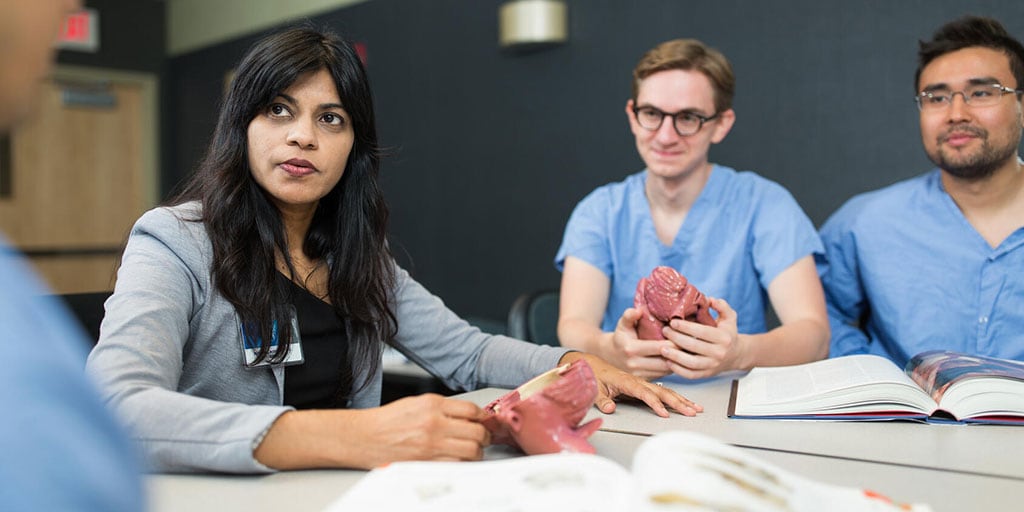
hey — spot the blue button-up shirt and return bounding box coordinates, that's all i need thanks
[819,170,1024,367]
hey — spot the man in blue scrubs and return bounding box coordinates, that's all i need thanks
[555,39,829,380]
[0,2,143,510]
[820,16,1024,367]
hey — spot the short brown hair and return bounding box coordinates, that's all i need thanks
[916,16,1024,92]
[632,39,735,113]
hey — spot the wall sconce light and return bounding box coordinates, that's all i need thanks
[499,0,568,52]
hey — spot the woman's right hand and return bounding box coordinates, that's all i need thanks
[349,394,491,468]
[253,394,490,470]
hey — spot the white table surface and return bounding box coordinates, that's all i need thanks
[454,371,1024,481]
[147,427,1023,512]
[147,380,1024,511]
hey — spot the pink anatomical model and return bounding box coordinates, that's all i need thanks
[634,266,717,340]
[482,359,603,455]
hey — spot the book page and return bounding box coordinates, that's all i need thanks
[756,355,914,401]
[734,355,934,415]
[906,350,1024,403]
[324,453,633,511]
[631,431,933,512]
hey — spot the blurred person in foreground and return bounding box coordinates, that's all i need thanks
[0,1,144,510]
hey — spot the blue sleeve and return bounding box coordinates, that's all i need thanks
[554,189,612,276]
[0,245,144,512]
[818,201,872,357]
[749,183,825,290]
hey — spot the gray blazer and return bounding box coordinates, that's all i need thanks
[86,203,568,473]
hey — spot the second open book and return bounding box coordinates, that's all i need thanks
[729,350,1024,424]
[329,430,930,511]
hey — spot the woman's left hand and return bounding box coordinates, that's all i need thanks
[558,351,702,417]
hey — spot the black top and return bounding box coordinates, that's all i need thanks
[280,273,351,409]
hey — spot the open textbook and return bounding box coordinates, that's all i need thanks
[729,350,1024,424]
[325,431,930,511]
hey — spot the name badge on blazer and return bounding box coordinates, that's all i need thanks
[239,306,304,368]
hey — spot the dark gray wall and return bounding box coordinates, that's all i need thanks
[165,0,1024,325]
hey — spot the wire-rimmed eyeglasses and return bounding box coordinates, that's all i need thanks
[632,105,718,136]
[916,82,1024,111]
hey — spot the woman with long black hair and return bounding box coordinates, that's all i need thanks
[87,26,699,474]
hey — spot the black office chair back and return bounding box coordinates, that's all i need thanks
[507,289,560,346]
[57,291,113,346]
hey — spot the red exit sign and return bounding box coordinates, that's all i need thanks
[57,8,99,52]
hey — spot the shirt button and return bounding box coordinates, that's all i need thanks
[979,316,989,324]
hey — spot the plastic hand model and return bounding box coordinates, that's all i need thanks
[634,266,717,340]
[482,359,603,455]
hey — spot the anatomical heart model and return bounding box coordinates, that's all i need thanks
[482,359,602,455]
[634,266,717,340]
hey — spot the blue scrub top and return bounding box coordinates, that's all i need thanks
[556,165,823,334]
